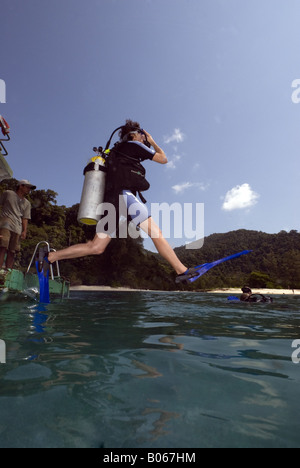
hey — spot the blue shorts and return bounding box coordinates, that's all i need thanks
[97,190,150,237]
[122,190,150,227]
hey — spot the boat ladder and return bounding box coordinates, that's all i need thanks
[26,241,61,281]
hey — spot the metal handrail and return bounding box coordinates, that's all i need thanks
[0,140,8,156]
[0,131,10,156]
[51,248,61,277]
[26,241,61,281]
[0,132,10,142]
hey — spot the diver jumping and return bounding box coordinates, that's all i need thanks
[45,120,192,281]
[42,120,251,285]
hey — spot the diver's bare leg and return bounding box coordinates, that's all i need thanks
[139,217,187,275]
[48,233,111,263]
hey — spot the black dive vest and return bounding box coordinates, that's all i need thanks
[105,143,150,202]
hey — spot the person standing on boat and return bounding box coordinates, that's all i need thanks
[0,179,36,270]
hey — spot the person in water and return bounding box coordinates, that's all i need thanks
[240,286,253,302]
[46,120,195,282]
[240,286,273,303]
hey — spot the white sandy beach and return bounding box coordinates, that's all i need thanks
[209,288,300,296]
[70,285,300,295]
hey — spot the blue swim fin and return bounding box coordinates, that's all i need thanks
[228,296,240,301]
[36,247,50,304]
[175,250,252,284]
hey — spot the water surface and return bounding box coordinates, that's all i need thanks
[0,291,299,448]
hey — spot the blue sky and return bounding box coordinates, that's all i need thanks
[1,0,299,249]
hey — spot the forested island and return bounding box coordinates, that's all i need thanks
[1,180,300,291]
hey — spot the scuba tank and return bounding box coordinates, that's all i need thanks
[77,124,151,226]
[77,147,107,225]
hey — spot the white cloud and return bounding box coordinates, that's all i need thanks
[172,182,192,194]
[164,128,185,144]
[172,181,207,194]
[222,183,259,211]
[166,154,181,170]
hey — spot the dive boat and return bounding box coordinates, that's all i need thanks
[0,241,70,301]
[0,117,70,301]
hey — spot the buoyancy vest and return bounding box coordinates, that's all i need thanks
[242,294,273,303]
[105,143,150,203]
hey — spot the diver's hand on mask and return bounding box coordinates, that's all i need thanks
[142,130,155,147]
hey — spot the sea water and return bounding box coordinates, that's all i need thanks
[0,291,299,448]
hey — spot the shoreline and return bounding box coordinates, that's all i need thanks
[70,285,300,295]
[208,288,300,296]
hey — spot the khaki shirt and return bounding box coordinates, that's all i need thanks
[0,190,31,235]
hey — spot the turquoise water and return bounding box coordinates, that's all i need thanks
[0,291,299,448]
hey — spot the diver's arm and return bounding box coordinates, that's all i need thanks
[152,148,168,165]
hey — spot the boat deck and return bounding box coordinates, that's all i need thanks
[0,269,70,301]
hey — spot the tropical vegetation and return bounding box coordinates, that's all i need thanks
[1,179,299,291]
